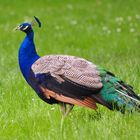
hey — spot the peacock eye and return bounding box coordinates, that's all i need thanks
[22,25,29,30]
[19,25,23,28]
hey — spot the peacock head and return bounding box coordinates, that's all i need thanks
[15,16,41,34]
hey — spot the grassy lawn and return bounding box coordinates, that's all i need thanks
[0,0,140,139]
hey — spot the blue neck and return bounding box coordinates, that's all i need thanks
[18,31,40,81]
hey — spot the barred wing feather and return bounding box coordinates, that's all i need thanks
[31,55,103,90]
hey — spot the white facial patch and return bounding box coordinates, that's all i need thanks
[20,25,23,28]
[22,25,29,30]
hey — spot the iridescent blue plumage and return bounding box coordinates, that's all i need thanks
[18,29,39,81]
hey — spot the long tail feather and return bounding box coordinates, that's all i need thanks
[97,68,140,112]
[115,89,140,104]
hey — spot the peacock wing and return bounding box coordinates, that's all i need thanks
[31,55,104,109]
[39,87,97,109]
[31,55,103,90]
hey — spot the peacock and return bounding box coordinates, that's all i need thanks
[15,16,140,116]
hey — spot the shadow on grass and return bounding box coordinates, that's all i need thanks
[87,111,102,121]
[70,108,103,121]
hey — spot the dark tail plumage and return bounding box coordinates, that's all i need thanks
[114,81,140,112]
[94,68,140,113]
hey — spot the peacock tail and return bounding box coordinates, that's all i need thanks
[96,66,140,112]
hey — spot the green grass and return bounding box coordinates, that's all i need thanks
[0,0,140,139]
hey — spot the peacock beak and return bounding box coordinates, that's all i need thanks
[14,25,21,31]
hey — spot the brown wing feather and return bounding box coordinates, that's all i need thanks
[40,86,97,109]
[32,55,103,90]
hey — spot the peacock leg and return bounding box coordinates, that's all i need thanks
[60,102,67,116]
[64,104,74,117]
[59,103,74,117]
